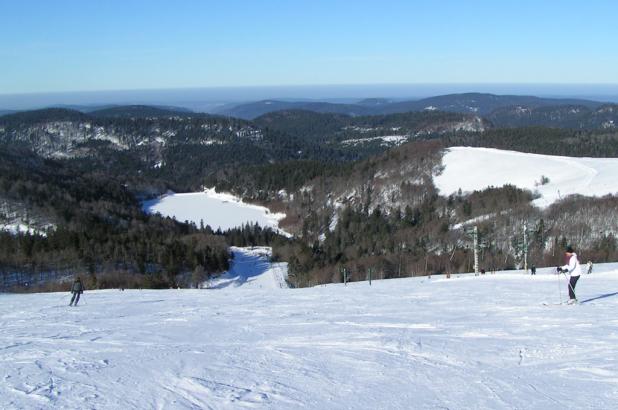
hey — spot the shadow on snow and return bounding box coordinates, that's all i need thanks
[580,292,618,304]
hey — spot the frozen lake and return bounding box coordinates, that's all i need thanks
[142,189,287,233]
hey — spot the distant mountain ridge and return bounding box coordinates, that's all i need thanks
[0,110,17,117]
[0,104,194,119]
[88,105,195,118]
[215,100,375,119]
[216,92,605,120]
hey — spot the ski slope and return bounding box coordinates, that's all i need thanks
[435,147,618,207]
[142,189,288,234]
[2,259,618,409]
[206,247,289,290]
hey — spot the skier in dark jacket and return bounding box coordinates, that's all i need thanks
[69,277,84,306]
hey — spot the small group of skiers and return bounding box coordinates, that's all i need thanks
[65,247,592,306]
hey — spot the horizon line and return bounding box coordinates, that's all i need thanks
[4,82,618,98]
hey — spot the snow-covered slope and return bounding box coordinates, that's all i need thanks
[2,266,618,409]
[206,247,289,289]
[435,147,618,207]
[142,189,288,234]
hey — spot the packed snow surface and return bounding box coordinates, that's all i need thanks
[435,147,618,207]
[142,189,288,234]
[206,247,289,290]
[2,257,618,409]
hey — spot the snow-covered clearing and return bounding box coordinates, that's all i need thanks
[435,147,618,207]
[206,247,289,290]
[142,189,288,234]
[341,135,408,147]
[2,257,618,409]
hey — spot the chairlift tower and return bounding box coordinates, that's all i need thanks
[523,222,528,273]
[465,226,480,275]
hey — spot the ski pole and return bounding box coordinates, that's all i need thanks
[557,271,562,304]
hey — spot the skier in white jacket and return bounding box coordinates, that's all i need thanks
[559,245,581,304]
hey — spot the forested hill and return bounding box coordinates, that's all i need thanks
[216,100,375,119]
[487,104,618,129]
[268,136,618,287]
[0,145,230,291]
[253,109,488,144]
[0,108,90,124]
[0,107,308,192]
[0,110,17,117]
[445,127,618,158]
[0,107,489,192]
[87,105,195,118]
[217,92,605,119]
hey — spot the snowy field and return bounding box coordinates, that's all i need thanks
[2,254,618,409]
[435,147,618,207]
[142,189,287,233]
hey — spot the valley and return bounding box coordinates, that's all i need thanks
[2,94,618,291]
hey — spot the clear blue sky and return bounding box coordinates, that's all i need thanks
[1,0,617,94]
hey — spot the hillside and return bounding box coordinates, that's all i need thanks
[383,92,603,115]
[445,127,618,158]
[488,104,618,129]
[217,100,375,119]
[254,109,488,145]
[88,105,195,118]
[0,108,315,193]
[0,109,17,117]
[218,92,605,120]
[0,145,230,291]
[2,265,617,409]
[261,141,618,286]
[436,147,618,207]
[0,106,491,195]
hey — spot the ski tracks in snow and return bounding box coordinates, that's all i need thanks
[2,271,618,408]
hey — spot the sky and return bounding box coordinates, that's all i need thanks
[1,0,617,96]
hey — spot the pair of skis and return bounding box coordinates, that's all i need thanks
[541,300,578,306]
[542,270,578,306]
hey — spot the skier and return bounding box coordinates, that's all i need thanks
[557,246,581,304]
[69,277,84,306]
[586,260,593,274]
[531,265,536,275]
